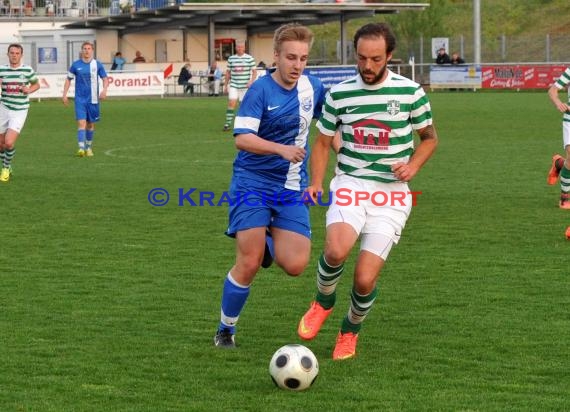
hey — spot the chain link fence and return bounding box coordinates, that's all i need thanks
[3,34,570,78]
[309,34,570,66]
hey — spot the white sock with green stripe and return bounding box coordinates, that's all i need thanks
[315,253,344,310]
[560,166,570,201]
[3,148,15,168]
[341,286,378,334]
[224,109,235,127]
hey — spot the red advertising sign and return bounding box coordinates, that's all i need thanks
[481,65,567,89]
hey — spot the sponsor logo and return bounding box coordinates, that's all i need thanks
[352,119,391,151]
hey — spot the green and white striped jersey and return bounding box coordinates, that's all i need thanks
[226,53,256,89]
[554,66,570,124]
[0,64,39,111]
[317,70,433,183]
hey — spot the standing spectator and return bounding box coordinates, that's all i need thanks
[178,63,194,95]
[546,66,570,209]
[207,61,223,97]
[213,23,326,348]
[132,51,146,63]
[297,22,438,360]
[222,42,257,131]
[0,43,40,183]
[435,47,451,64]
[450,51,465,64]
[62,41,109,157]
[111,51,125,71]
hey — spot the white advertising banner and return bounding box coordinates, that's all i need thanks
[33,72,166,99]
[429,65,482,89]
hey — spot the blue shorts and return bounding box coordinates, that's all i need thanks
[226,175,311,239]
[75,99,100,123]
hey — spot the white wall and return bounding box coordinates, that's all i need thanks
[0,21,274,74]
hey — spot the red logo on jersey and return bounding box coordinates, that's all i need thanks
[352,119,391,150]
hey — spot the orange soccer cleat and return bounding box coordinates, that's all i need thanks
[332,332,359,361]
[298,301,332,340]
[547,154,564,185]
[560,193,570,210]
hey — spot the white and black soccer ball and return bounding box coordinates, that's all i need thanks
[269,344,319,391]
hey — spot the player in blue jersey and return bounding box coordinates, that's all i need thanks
[62,42,109,157]
[214,23,326,348]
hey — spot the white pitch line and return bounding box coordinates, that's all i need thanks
[104,142,233,163]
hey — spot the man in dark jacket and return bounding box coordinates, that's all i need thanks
[178,63,194,95]
[435,47,451,64]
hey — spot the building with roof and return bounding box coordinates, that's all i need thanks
[1,2,428,73]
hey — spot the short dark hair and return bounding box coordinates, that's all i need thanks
[353,22,396,54]
[7,43,23,53]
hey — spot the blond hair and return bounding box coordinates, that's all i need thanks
[273,23,314,53]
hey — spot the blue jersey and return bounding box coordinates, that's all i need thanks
[233,73,325,191]
[67,59,107,103]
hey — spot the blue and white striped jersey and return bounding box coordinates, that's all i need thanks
[233,73,326,191]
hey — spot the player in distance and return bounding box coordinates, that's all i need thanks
[546,66,570,209]
[0,43,40,183]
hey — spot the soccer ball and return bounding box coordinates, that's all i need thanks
[269,344,319,391]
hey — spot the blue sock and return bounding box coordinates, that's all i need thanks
[77,129,86,150]
[219,272,250,334]
[85,130,94,149]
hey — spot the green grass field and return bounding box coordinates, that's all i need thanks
[1,92,568,411]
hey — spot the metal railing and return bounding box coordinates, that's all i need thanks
[1,0,183,18]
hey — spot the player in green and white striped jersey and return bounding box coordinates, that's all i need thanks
[546,66,570,209]
[0,43,40,183]
[298,23,438,360]
[222,42,257,131]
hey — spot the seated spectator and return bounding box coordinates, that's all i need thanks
[207,61,223,97]
[178,63,194,95]
[111,52,125,71]
[435,47,451,64]
[133,51,146,63]
[450,52,465,64]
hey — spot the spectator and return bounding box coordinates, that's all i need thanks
[132,51,146,63]
[207,61,223,97]
[450,51,465,64]
[178,63,194,95]
[110,52,125,71]
[435,47,451,64]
